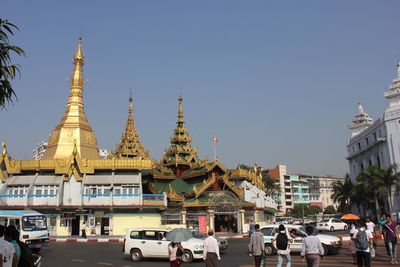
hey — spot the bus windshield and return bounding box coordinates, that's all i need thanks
[22,215,47,231]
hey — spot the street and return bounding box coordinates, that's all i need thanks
[41,237,395,267]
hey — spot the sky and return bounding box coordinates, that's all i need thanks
[1,1,400,176]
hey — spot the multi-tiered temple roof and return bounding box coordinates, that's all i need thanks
[112,94,150,160]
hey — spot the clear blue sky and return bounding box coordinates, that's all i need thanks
[1,1,400,176]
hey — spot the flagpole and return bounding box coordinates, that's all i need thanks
[212,135,217,161]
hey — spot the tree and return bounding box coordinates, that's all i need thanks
[331,174,353,213]
[263,172,281,199]
[0,19,25,109]
[288,204,322,218]
[357,164,400,217]
[323,205,336,214]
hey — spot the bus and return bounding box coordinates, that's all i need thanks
[0,210,49,251]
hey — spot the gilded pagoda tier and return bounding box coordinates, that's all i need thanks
[161,95,200,168]
[43,37,99,160]
[113,95,150,159]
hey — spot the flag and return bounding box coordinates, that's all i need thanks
[212,136,218,144]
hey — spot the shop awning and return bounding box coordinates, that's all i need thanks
[34,175,63,185]
[83,174,112,185]
[113,175,140,184]
[6,175,36,185]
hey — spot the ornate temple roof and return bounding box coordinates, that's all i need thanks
[348,102,373,130]
[161,96,200,168]
[112,94,150,160]
[0,142,153,182]
[42,36,99,160]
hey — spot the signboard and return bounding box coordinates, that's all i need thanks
[62,212,76,219]
[198,216,207,234]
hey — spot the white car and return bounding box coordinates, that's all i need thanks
[316,218,348,232]
[260,224,342,256]
[123,228,205,263]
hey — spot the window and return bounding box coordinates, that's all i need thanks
[143,231,157,240]
[261,228,273,236]
[130,231,141,239]
[366,138,369,146]
[373,132,377,141]
[358,143,361,150]
[114,188,121,195]
[36,189,42,195]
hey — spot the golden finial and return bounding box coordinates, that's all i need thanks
[72,139,78,157]
[178,95,184,122]
[2,141,7,157]
[74,34,85,61]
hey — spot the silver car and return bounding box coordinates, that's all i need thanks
[191,230,228,252]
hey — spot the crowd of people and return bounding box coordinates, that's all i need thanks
[0,224,37,267]
[348,214,399,267]
[166,214,400,267]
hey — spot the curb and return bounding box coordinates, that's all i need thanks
[50,238,124,243]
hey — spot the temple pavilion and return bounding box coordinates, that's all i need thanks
[0,37,276,236]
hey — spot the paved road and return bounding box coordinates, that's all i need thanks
[41,238,396,267]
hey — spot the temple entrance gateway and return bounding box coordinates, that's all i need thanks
[214,213,237,233]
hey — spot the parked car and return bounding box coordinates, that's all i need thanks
[316,218,348,232]
[123,228,205,263]
[260,224,342,256]
[191,230,228,252]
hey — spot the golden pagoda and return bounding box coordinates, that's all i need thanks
[161,95,200,176]
[112,94,150,159]
[42,37,99,160]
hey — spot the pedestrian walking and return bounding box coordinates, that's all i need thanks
[301,225,324,267]
[248,224,265,267]
[249,220,255,237]
[203,229,220,267]
[272,224,293,267]
[168,241,183,267]
[353,219,373,267]
[4,225,20,266]
[0,225,17,267]
[383,215,398,264]
[349,233,357,264]
[81,221,87,239]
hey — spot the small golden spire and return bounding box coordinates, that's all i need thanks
[74,34,84,61]
[178,95,184,122]
[113,94,150,159]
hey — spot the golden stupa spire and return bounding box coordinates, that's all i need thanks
[42,36,99,160]
[161,95,199,169]
[113,93,150,159]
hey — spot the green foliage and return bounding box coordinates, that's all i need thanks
[0,18,25,109]
[262,172,281,198]
[323,205,336,214]
[331,174,353,213]
[288,204,322,218]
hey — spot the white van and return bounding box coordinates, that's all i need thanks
[260,224,342,255]
[0,210,49,251]
[123,228,205,263]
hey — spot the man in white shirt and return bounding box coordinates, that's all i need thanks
[203,229,220,267]
[0,225,17,267]
[352,219,374,267]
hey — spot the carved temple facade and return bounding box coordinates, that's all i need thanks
[0,38,276,236]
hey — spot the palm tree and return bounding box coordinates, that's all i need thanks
[331,174,353,212]
[351,181,368,216]
[357,164,400,218]
[0,18,25,109]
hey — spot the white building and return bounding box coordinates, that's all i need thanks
[347,62,400,216]
[32,141,47,160]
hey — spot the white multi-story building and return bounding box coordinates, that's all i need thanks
[347,62,400,216]
[32,141,47,160]
[298,174,344,210]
